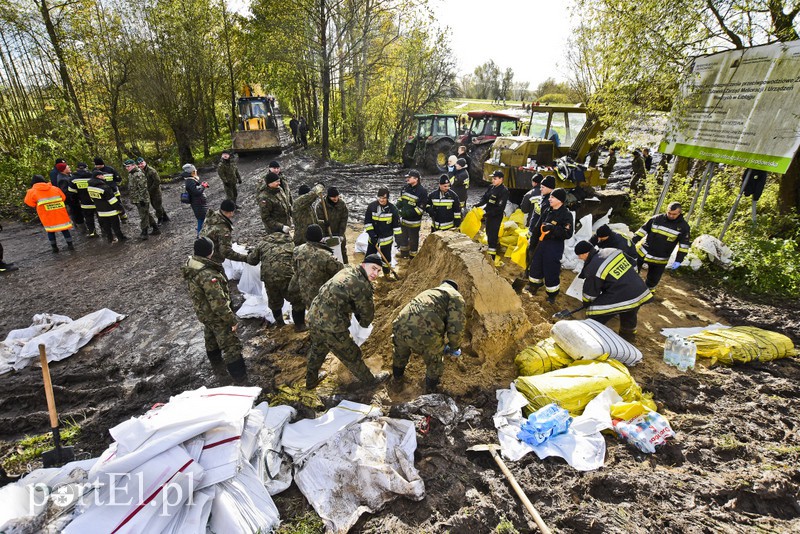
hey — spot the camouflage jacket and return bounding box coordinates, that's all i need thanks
[602,153,616,178]
[257,184,292,232]
[308,265,374,333]
[316,197,349,237]
[292,241,343,307]
[631,154,646,180]
[182,255,237,329]
[247,231,295,284]
[128,167,149,204]
[394,283,466,350]
[142,165,161,196]
[199,209,250,264]
[292,190,320,245]
[217,159,241,186]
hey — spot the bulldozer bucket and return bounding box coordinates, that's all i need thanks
[232,129,281,152]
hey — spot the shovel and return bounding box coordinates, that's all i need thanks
[39,344,75,467]
[467,443,552,534]
[553,304,586,320]
[374,244,401,280]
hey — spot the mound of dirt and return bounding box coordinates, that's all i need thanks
[361,231,538,396]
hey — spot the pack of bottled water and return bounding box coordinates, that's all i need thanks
[613,410,675,453]
[517,403,573,446]
[663,334,697,371]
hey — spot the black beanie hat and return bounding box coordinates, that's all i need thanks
[327,186,340,198]
[91,170,105,177]
[77,162,88,169]
[377,187,390,198]
[306,224,323,243]
[532,173,543,184]
[551,188,567,203]
[31,175,46,185]
[574,240,594,256]
[299,184,311,195]
[442,279,459,291]
[220,199,237,212]
[456,158,467,167]
[362,253,383,266]
[596,224,612,238]
[269,160,280,168]
[194,237,214,257]
[94,157,104,166]
[266,172,280,184]
[541,175,556,189]
[439,174,450,184]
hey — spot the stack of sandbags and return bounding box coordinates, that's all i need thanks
[688,326,797,365]
[515,337,574,376]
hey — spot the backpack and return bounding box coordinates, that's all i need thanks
[180,187,191,204]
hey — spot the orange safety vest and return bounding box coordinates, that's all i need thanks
[24,182,73,233]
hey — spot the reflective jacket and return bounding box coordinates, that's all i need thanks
[536,204,573,242]
[590,230,637,265]
[632,213,691,265]
[476,184,509,219]
[580,248,652,316]
[68,169,96,210]
[396,183,428,228]
[364,200,401,247]
[451,167,470,204]
[24,182,73,232]
[427,189,462,231]
[87,178,122,217]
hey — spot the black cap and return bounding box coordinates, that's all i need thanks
[491,170,504,178]
[442,279,459,291]
[439,174,450,184]
[266,172,280,184]
[574,240,594,256]
[269,160,280,168]
[377,187,390,198]
[541,175,556,189]
[306,224,323,243]
[456,158,467,167]
[194,237,214,257]
[77,162,88,169]
[531,173,543,184]
[94,157,104,166]
[220,199,237,212]
[362,253,383,266]
[91,170,105,177]
[327,186,340,198]
[31,175,46,185]
[299,184,311,195]
[406,169,421,179]
[596,224,612,238]
[551,188,567,203]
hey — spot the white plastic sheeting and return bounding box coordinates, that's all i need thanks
[0,309,125,375]
[692,234,733,270]
[494,384,619,471]
[562,213,592,272]
[354,232,399,267]
[660,323,730,338]
[349,315,373,347]
[222,243,249,280]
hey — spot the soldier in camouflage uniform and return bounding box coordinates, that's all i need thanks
[305,255,390,388]
[124,159,160,240]
[316,186,349,263]
[200,200,251,265]
[182,238,248,383]
[258,172,293,234]
[292,183,325,245]
[217,150,242,205]
[247,228,306,330]
[137,157,169,223]
[290,224,343,308]
[392,280,465,392]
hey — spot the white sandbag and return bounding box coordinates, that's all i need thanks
[236,293,292,322]
[237,261,264,296]
[551,319,642,366]
[692,234,733,270]
[1,309,125,374]
[208,461,280,534]
[562,213,591,272]
[566,275,585,302]
[349,314,373,347]
[294,417,425,533]
[323,235,345,263]
[282,400,382,459]
[163,487,215,534]
[608,222,632,236]
[222,243,248,280]
[0,483,48,531]
[197,422,245,488]
[251,403,296,495]
[354,232,398,266]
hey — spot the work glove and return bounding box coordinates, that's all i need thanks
[444,345,462,357]
[281,225,291,234]
[201,181,209,189]
[313,183,325,197]
[669,261,681,270]
[541,223,554,233]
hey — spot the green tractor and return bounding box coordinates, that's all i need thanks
[402,114,459,172]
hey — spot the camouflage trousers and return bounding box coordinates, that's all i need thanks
[223,182,238,204]
[136,202,157,232]
[203,321,243,364]
[265,274,303,313]
[307,329,374,383]
[150,191,166,219]
[392,322,446,380]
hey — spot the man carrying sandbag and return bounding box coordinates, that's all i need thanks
[574,240,653,337]
[391,280,465,393]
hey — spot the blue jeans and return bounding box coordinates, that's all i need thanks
[47,230,72,244]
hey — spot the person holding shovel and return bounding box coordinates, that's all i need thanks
[316,186,349,263]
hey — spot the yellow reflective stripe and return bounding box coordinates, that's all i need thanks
[401,219,422,227]
[37,195,62,206]
[44,222,73,232]
[372,214,393,222]
[432,199,454,206]
[393,228,402,235]
[378,236,394,245]
[587,292,652,315]
[97,209,120,217]
[600,254,632,280]
[364,224,374,231]
[433,221,454,230]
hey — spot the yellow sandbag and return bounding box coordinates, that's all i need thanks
[510,233,528,268]
[476,230,488,245]
[610,399,658,420]
[515,338,574,376]
[499,234,518,247]
[688,326,797,365]
[460,207,483,239]
[515,359,648,416]
[509,208,526,228]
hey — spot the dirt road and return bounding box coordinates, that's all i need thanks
[1,149,798,533]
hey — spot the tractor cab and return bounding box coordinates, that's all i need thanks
[402,114,459,172]
[458,111,522,181]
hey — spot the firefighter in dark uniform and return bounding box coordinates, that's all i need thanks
[527,188,573,302]
[632,201,691,290]
[93,157,127,220]
[590,224,638,265]
[474,170,509,261]
[396,169,428,258]
[364,187,401,276]
[523,174,555,287]
[574,240,653,336]
[427,175,462,231]
[68,163,99,237]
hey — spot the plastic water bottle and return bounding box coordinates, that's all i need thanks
[686,340,696,370]
[663,335,675,366]
[677,341,692,371]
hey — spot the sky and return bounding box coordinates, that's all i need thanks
[227,0,573,88]
[429,0,573,88]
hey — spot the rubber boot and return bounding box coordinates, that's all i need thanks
[400,249,410,259]
[139,229,149,240]
[150,224,161,236]
[292,309,307,332]
[306,369,327,389]
[270,309,285,326]
[0,262,19,273]
[66,242,75,251]
[546,291,559,304]
[51,243,59,253]
[206,349,223,364]
[226,357,248,385]
[424,376,440,393]
[161,213,171,223]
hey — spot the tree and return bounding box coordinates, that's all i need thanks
[473,60,500,99]
[499,67,513,100]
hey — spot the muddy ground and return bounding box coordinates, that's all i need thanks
[0,144,799,533]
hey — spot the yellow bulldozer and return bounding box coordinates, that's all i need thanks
[231,85,281,153]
